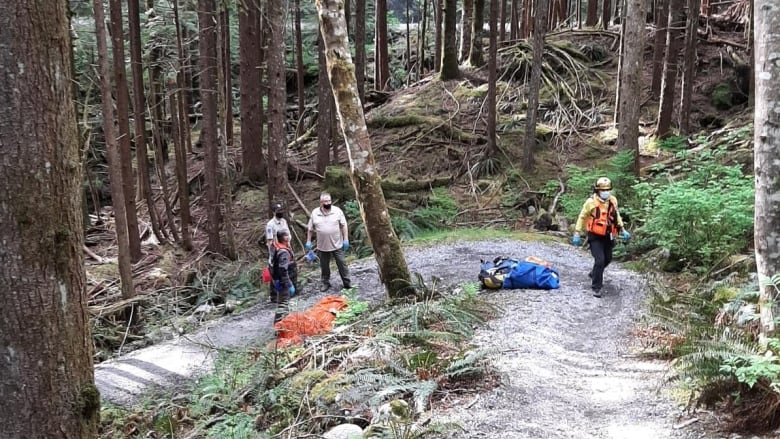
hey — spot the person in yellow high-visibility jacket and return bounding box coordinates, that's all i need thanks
[572,177,631,298]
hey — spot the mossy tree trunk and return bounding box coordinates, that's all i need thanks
[439,0,460,79]
[238,0,267,183]
[754,0,780,339]
[616,0,645,174]
[315,0,412,298]
[0,2,99,436]
[267,0,289,212]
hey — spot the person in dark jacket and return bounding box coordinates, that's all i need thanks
[270,229,297,322]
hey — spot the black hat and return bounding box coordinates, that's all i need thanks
[276,229,290,241]
[272,203,285,213]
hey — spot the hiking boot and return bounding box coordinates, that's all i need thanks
[342,283,352,290]
[320,283,331,293]
[592,288,602,298]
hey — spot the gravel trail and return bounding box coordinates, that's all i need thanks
[98,237,717,438]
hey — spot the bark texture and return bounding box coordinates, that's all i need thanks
[96,0,136,302]
[679,0,700,133]
[439,0,460,79]
[355,0,366,100]
[239,0,267,183]
[267,0,289,207]
[109,0,142,262]
[656,0,686,138]
[468,0,485,66]
[128,0,164,243]
[486,0,499,155]
[616,0,645,173]
[315,0,412,297]
[198,0,224,254]
[0,3,98,437]
[375,0,390,89]
[524,0,550,170]
[754,0,780,338]
[460,0,474,60]
[317,28,334,174]
[651,0,670,97]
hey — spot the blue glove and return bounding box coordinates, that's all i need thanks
[273,280,281,291]
[621,230,631,241]
[342,240,349,251]
[306,249,316,262]
[289,285,296,297]
[572,235,581,246]
[305,242,313,251]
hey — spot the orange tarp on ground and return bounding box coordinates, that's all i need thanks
[273,295,348,347]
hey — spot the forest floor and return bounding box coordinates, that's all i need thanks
[96,236,766,438]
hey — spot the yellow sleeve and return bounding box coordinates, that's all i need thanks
[574,197,594,235]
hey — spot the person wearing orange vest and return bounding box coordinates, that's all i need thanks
[572,177,631,297]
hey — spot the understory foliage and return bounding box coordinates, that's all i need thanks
[100,280,500,438]
[650,275,780,432]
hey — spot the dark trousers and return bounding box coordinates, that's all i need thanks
[319,248,351,288]
[588,233,614,291]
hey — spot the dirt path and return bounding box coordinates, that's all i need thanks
[96,238,714,437]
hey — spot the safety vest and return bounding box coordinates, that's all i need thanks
[586,198,618,236]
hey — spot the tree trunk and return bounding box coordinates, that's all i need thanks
[0,3,99,437]
[267,0,289,207]
[375,0,390,89]
[406,0,412,79]
[295,0,305,122]
[468,0,485,66]
[524,0,549,170]
[754,0,780,339]
[128,0,165,244]
[317,29,334,174]
[651,0,670,98]
[434,0,443,72]
[440,0,460,79]
[679,0,700,133]
[168,80,193,250]
[239,0,267,183]
[460,0,474,61]
[576,0,582,28]
[602,0,612,27]
[500,0,507,41]
[109,0,142,263]
[486,0,499,156]
[420,0,429,74]
[345,0,351,35]
[586,0,598,25]
[510,0,519,39]
[220,7,234,149]
[521,0,532,37]
[315,0,412,297]
[355,0,367,100]
[95,0,137,303]
[616,0,645,174]
[198,0,223,254]
[656,0,685,138]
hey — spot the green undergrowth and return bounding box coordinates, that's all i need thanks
[99,279,501,438]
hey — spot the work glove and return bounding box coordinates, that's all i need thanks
[305,242,313,251]
[289,285,296,297]
[621,230,631,241]
[571,235,582,246]
[342,240,350,251]
[306,249,317,262]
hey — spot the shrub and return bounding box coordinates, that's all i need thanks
[636,161,753,268]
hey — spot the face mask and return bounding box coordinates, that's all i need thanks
[275,212,284,219]
[323,203,332,210]
[599,191,611,200]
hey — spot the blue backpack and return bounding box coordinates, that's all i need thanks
[478,256,560,290]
